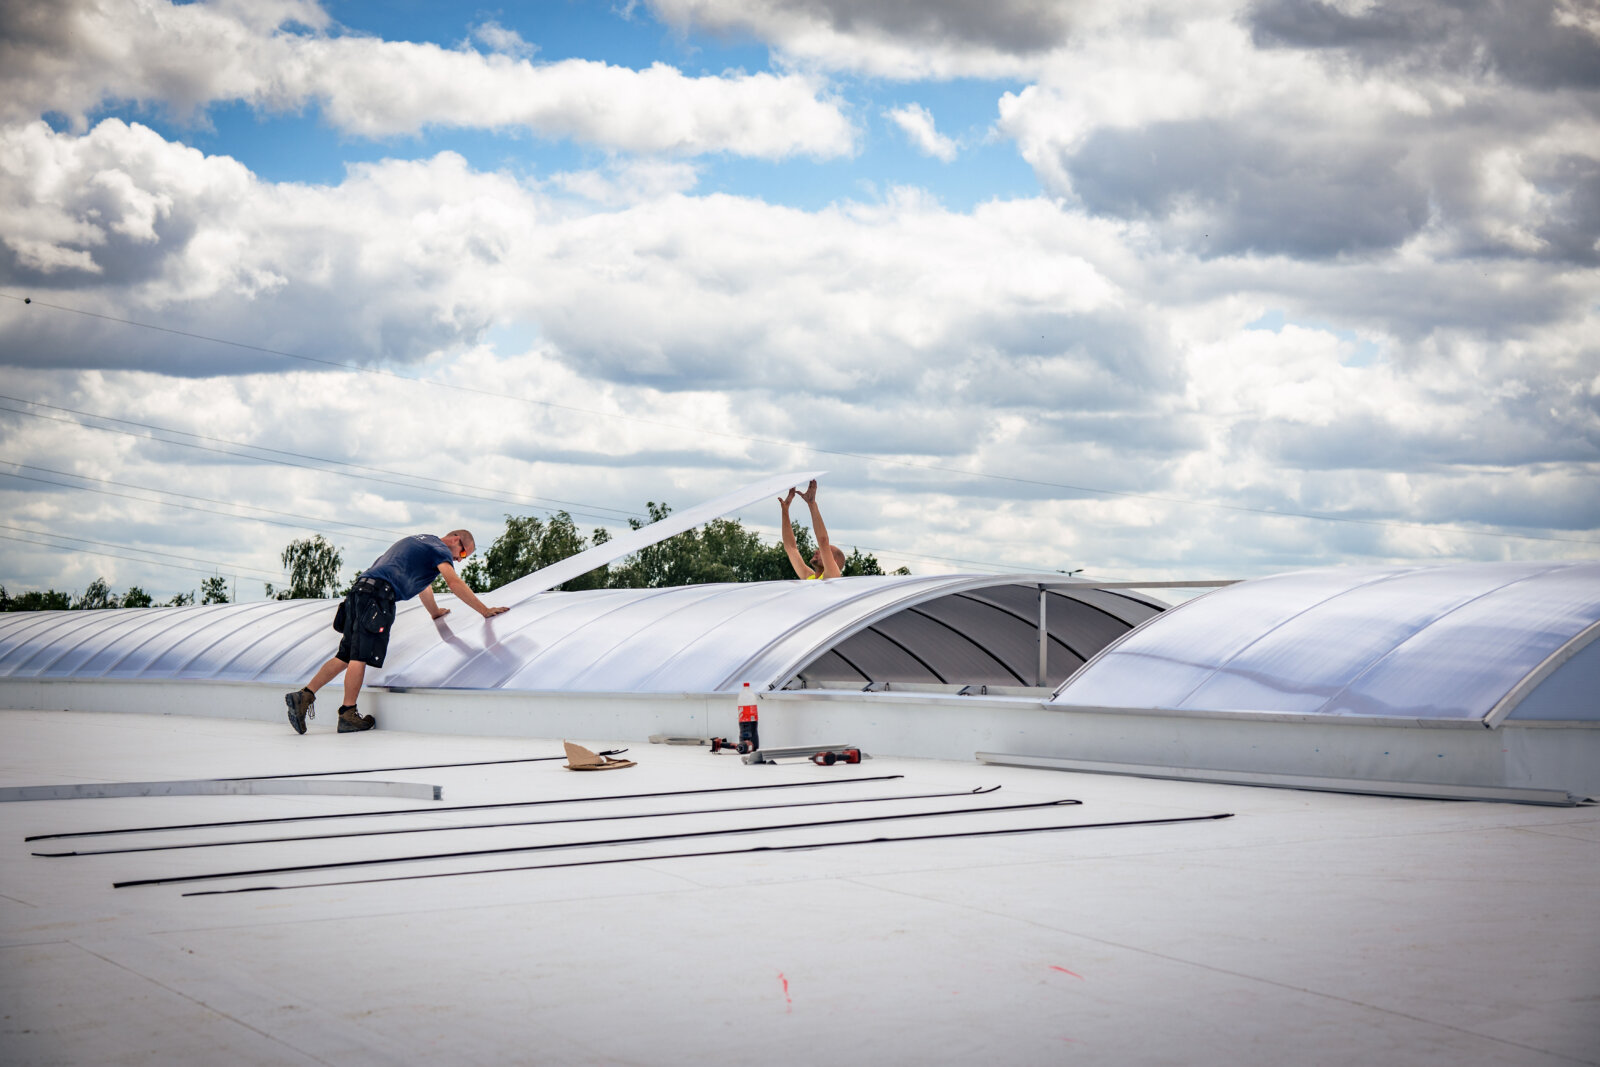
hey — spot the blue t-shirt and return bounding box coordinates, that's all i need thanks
[361,535,454,601]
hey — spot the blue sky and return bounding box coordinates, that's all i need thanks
[1,0,1596,601]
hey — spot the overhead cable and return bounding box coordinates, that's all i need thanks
[6,292,1589,546]
[0,461,400,545]
[0,394,638,524]
[0,530,282,583]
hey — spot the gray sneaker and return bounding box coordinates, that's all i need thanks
[337,705,375,732]
[285,688,315,734]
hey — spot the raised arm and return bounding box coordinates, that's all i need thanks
[801,480,844,579]
[436,562,509,617]
[779,488,811,579]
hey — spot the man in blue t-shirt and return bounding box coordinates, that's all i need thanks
[284,530,509,734]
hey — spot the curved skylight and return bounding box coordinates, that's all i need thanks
[1051,561,1600,722]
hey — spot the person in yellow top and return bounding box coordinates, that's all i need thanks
[781,479,846,580]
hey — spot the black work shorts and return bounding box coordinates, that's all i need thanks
[336,579,397,667]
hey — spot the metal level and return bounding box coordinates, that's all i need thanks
[0,778,440,802]
[742,744,867,765]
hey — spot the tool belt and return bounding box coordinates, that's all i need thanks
[334,576,397,633]
[352,575,396,599]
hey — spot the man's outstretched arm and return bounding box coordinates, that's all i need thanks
[436,563,509,617]
[801,480,844,579]
[779,488,812,579]
[418,586,449,619]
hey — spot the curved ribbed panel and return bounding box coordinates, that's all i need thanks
[0,574,1157,695]
[1052,562,1600,721]
[793,584,1163,689]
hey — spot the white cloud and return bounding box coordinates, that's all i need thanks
[884,103,958,161]
[0,0,855,159]
[2,0,1597,597]
[2,117,1594,603]
[645,0,1078,78]
[469,20,537,58]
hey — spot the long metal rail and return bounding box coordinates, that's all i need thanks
[25,774,908,842]
[37,786,1004,857]
[183,814,1236,897]
[114,797,1083,888]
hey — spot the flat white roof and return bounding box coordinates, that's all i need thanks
[3,709,1596,1065]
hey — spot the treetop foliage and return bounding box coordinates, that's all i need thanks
[1,500,908,612]
[459,502,907,594]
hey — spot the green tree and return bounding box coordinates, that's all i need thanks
[165,591,195,607]
[453,500,911,596]
[121,586,153,608]
[267,535,344,600]
[0,586,71,611]
[463,512,608,593]
[200,576,230,604]
[73,577,118,609]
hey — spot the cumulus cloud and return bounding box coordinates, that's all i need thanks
[884,103,959,161]
[1250,0,1600,91]
[995,3,1600,268]
[646,0,1079,77]
[3,119,1593,565]
[0,0,855,158]
[468,20,537,58]
[2,0,1596,597]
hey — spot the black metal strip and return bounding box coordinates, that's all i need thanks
[113,798,1081,888]
[183,814,1235,896]
[38,786,1003,857]
[24,774,906,842]
[230,750,628,780]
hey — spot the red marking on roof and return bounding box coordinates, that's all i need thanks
[1050,965,1084,979]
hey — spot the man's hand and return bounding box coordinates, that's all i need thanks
[780,487,797,508]
[482,605,509,618]
[801,479,818,503]
[430,606,452,620]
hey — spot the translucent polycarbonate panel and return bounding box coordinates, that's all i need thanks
[199,601,341,681]
[1052,566,1415,708]
[726,574,987,688]
[1043,594,1150,664]
[96,607,245,678]
[561,585,805,692]
[1508,636,1600,721]
[871,610,1019,685]
[794,648,871,685]
[0,572,1166,696]
[630,582,813,691]
[156,602,328,678]
[1059,588,1166,628]
[802,628,935,683]
[38,606,217,677]
[913,595,1041,682]
[378,589,633,690]
[1052,562,1600,720]
[0,610,51,642]
[23,610,165,676]
[1327,564,1600,719]
[1183,562,1556,714]
[73,610,200,677]
[0,611,109,675]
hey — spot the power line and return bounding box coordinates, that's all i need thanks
[0,394,639,525]
[0,523,281,579]
[0,529,282,584]
[7,291,1591,547]
[0,462,398,545]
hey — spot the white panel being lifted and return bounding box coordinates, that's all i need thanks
[493,470,826,605]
